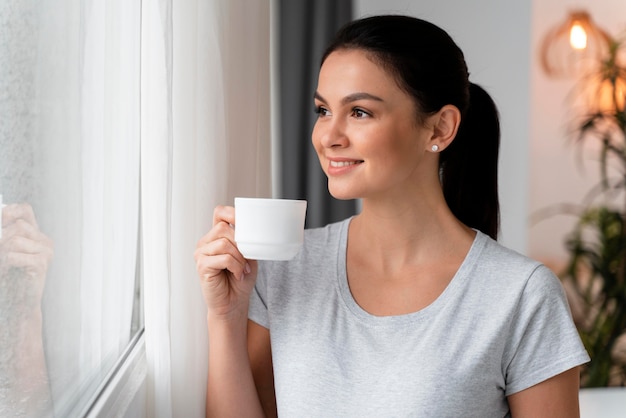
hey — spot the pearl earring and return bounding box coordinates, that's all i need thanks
[431,145,439,152]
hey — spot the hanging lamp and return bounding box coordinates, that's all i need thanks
[540,10,612,78]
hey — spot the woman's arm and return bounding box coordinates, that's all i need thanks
[248,320,277,418]
[205,312,265,418]
[0,203,53,415]
[196,205,268,418]
[507,367,581,418]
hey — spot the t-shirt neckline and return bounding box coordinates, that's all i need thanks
[335,218,488,327]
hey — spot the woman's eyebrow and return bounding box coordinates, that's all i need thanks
[314,91,384,105]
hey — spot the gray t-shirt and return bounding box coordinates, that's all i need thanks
[249,218,590,417]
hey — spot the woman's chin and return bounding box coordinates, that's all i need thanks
[327,186,360,201]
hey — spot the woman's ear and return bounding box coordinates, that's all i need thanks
[426,105,461,152]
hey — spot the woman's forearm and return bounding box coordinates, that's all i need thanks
[0,307,52,416]
[206,310,265,418]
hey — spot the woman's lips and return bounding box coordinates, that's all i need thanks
[330,160,361,168]
[327,159,364,175]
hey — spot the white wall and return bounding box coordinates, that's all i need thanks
[529,0,626,268]
[355,0,532,253]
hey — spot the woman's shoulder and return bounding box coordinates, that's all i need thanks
[478,232,544,270]
[303,217,351,240]
[473,231,558,289]
[258,218,350,275]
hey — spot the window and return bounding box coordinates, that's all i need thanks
[0,1,143,416]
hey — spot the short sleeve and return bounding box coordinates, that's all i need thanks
[503,265,590,395]
[248,261,270,329]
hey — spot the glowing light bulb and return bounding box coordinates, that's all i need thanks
[570,22,588,50]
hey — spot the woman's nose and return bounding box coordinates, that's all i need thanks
[317,118,348,149]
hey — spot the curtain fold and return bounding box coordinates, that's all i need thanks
[142,1,271,416]
[278,0,356,228]
[140,0,174,416]
[79,0,141,384]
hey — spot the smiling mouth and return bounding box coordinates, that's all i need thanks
[329,160,363,168]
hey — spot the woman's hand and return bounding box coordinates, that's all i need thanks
[0,203,53,313]
[194,205,258,321]
[0,203,53,415]
[197,206,266,418]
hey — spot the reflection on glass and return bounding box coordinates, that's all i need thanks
[0,203,53,415]
[1,1,143,416]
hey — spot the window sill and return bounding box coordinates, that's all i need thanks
[82,330,147,418]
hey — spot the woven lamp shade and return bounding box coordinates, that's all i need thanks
[540,11,612,78]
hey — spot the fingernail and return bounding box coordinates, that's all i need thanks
[244,263,251,274]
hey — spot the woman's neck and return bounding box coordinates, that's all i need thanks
[349,195,475,272]
[345,194,476,316]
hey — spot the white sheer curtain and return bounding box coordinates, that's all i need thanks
[78,0,141,387]
[1,0,141,416]
[141,0,271,416]
[38,0,142,414]
[1,0,270,415]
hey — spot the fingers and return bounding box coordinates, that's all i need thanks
[2,203,39,229]
[1,219,47,246]
[196,206,248,282]
[1,203,49,255]
[0,204,53,274]
[0,230,54,278]
[196,205,236,249]
[195,236,249,282]
[0,207,51,306]
[1,231,54,259]
[212,205,235,228]
[0,216,54,256]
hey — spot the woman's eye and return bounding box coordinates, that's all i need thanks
[352,108,370,118]
[314,106,330,117]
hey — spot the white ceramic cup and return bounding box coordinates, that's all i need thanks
[234,197,307,261]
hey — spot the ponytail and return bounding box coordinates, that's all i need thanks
[440,83,500,240]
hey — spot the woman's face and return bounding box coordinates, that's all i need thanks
[312,49,436,201]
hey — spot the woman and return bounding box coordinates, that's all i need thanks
[195,15,589,417]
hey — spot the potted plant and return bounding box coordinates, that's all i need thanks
[559,34,626,387]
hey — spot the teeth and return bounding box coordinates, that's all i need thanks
[330,160,361,167]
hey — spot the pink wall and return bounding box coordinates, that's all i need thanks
[529,0,626,268]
